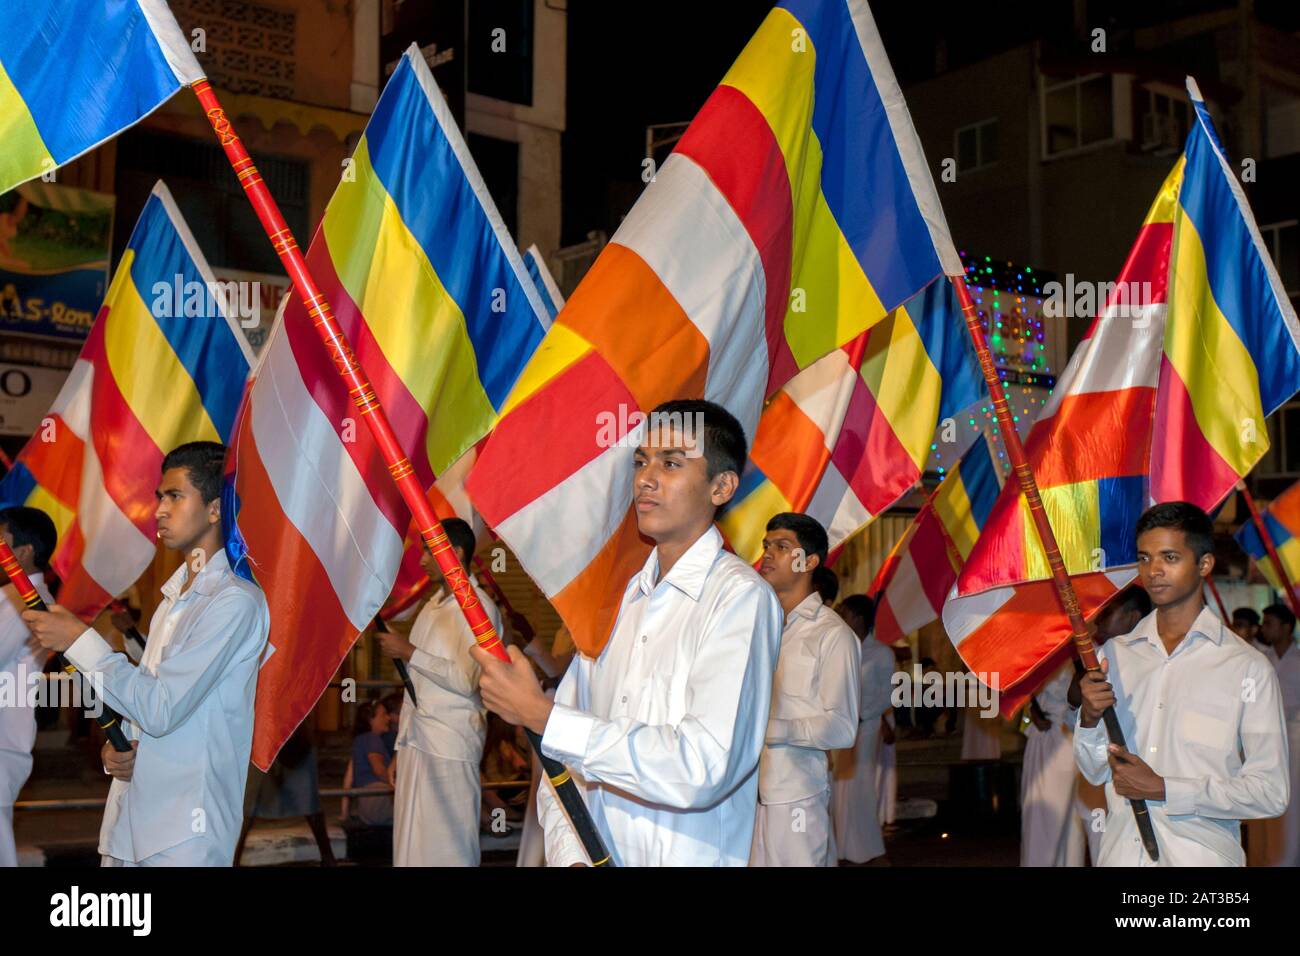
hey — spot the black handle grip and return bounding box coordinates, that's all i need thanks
[372,616,419,706]
[1101,705,1160,862]
[525,728,615,867]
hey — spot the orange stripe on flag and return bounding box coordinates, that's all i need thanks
[551,508,652,658]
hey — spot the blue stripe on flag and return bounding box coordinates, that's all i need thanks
[0,460,40,509]
[127,193,249,440]
[1178,111,1300,415]
[957,441,1000,530]
[0,0,182,164]
[907,279,984,422]
[779,0,944,310]
[524,250,561,321]
[1098,475,1147,567]
[363,55,546,410]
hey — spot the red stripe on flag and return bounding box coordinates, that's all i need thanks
[85,308,163,539]
[907,510,958,613]
[468,349,638,526]
[48,519,112,619]
[237,414,365,770]
[1024,387,1155,488]
[280,291,410,535]
[832,377,921,516]
[676,84,796,393]
[957,484,1028,594]
[1149,357,1239,510]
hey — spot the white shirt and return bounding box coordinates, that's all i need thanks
[859,634,896,725]
[759,593,859,804]
[0,573,52,758]
[394,576,501,763]
[65,548,270,862]
[538,525,782,866]
[1073,606,1290,866]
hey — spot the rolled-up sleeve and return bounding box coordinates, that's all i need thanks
[1072,716,1113,785]
[542,581,783,810]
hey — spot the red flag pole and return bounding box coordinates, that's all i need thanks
[950,273,1159,861]
[189,80,612,865]
[1204,576,1231,621]
[1236,479,1300,618]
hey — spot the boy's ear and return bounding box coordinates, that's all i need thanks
[711,469,740,508]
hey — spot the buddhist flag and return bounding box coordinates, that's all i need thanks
[0,0,202,196]
[942,78,1300,699]
[1235,482,1300,607]
[467,0,961,656]
[720,278,983,564]
[0,181,253,617]
[229,47,550,768]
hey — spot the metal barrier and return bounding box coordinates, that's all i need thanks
[14,780,531,811]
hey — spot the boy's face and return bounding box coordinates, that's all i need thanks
[758,527,817,593]
[1135,527,1211,608]
[1232,616,1260,641]
[155,467,218,553]
[632,426,733,541]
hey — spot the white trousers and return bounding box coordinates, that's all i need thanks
[101,834,230,866]
[751,789,836,867]
[831,723,885,863]
[393,747,480,867]
[1020,723,1084,867]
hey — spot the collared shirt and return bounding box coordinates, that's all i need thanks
[0,573,52,757]
[395,576,501,763]
[758,592,859,804]
[65,548,269,863]
[538,525,782,867]
[1073,606,1290,866]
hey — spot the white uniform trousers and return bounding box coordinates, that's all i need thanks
[0,749,32,867]
[393,746,480,867]
[1020,723,1084,867]
[831,724,885,863]
[750,789,836,867]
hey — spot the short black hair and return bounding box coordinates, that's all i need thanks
[839,593,876,634]
[766,512,829,569]
[1263,603,1296,634]
[647,399,747,480]
[812,565,839,603]
[1134,501,1214,560]
[161,441,227,505]
[1233,607,1260,626]
[1111,584,1152,620]
[439,517,477,565]
[0,506,57,570]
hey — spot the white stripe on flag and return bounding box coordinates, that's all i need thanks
[888,550,942,636]
[250,326,405,631]
[613,153,770,440]
[76,437,157,598]
[136,0,206,85]
[1038,304,1165,419]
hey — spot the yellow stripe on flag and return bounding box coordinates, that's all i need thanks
[25,484,76,549]
[1164,211,1267,478]
[0,58,54,193]
[102,250,222,451]
[1143,156,1184,227]
[933,474,980,562]
[499,323,594,419]
[721,8,887,370]
[719,479,791,566]
[323,141,496,474]
[870,303,943,470]
[1023,481,1101,580]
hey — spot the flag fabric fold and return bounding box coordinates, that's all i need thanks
[467,0,960,657]
[720,277,984,564]
[0,181,252,618]
[229,46,549,768]
[942,78,1300,698]
[0,0,202,196]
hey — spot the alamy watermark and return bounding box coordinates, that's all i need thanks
[150,274,261,328]
[0,664,104,718]
[596,404,706,456]
[891,666,1000,718]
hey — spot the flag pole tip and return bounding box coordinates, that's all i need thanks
[1185,76,1204,103]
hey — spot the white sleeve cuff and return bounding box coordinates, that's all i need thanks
[64,628,114,672]
[1163,776,1199,816]
[542,702,595,765]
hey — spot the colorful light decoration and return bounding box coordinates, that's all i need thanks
[928,252,1060,481]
